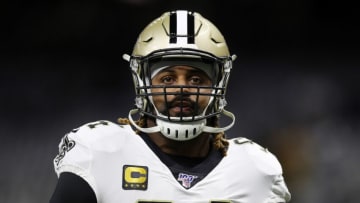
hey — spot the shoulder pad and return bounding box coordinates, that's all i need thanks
[72,120,120,132]
[66,120,134,150]
[54,120,134,167]
[230,137,282,174]
[71,120,130,136]
[233,137,252,144]
[232,137,268,152]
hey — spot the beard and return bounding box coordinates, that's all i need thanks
[157,95,202,117]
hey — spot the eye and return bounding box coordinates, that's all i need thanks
[161,76,175,84]
[189,76,202,84]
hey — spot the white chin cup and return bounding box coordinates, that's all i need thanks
[128,109,236,141]
[155,118,206,141]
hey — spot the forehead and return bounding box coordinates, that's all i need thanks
[148,56,218,80]
[159,66,204,73]
[153,66,210,78]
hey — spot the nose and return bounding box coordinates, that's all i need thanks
[164,77,192,98]
[174,76,191,93]
[175,75,187,86]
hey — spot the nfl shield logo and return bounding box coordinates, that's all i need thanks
[177,173,198,188]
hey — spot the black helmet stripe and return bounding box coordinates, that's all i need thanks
[187,11,195,44]
[169,10,195,44]
[169,11,177,43]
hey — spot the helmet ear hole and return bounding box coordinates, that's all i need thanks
[143,37,153,43]
[211,37,221,44]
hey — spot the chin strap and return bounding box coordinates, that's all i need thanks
[202,109,235,133]
[128,108,235,140]
[128,109,161,133]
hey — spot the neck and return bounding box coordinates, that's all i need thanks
[146,119,212,158]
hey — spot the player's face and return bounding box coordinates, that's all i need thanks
[151,66,212,117]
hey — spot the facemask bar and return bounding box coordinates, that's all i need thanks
[136,84,225,122]
[126,48,232,115]
[123,48,236,140]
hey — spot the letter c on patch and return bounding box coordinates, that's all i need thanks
[124,166,147,183]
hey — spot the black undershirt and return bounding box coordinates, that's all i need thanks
[49,172,97,203]
[139,133,223,187]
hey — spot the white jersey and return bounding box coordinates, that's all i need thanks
[54,120,291,203]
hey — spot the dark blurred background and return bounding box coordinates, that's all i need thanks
[1,0,359,203]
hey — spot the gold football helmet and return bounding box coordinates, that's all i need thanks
[123,10,236,141]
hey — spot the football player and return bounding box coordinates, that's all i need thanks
[50,10,291,203]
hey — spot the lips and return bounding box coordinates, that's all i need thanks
[171,100,192,107]
[169,100,194,115]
